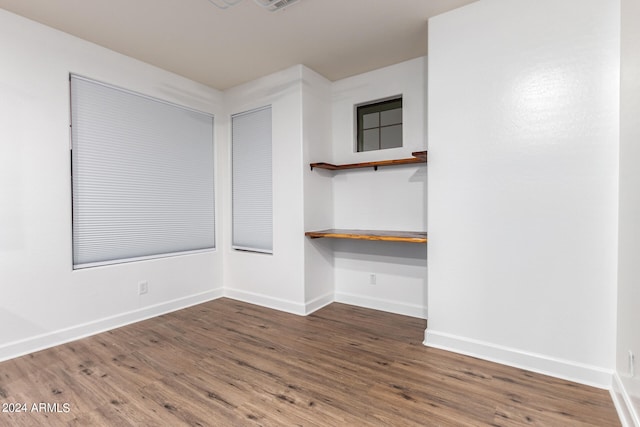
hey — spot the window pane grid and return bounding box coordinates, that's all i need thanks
[357,97,402,152]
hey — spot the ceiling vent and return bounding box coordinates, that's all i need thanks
[207,0,301,12]
[255,0,301,12]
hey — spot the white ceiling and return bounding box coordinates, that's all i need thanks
[0,0,478,90]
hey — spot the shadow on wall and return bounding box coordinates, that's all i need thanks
[332,239,427,265]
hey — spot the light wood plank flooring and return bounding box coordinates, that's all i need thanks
[0,298,620,426]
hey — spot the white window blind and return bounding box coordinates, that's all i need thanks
[70,75,215,269]
[232,106,273,253]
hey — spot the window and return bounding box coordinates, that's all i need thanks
[231,106,273,254]
[356,97,403,152]
[70,75,215,269]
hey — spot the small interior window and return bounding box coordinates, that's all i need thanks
[356,97,402,152]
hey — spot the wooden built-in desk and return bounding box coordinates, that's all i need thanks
[305,229,427,244]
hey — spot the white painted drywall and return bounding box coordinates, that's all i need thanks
[329,58,428,318]
[223,65,337,315]
[616,0,640,423]
[426,0,619,387]
[224,58,430,318]
[0,9,224,361]
[302,67,335,312]
[222,66,308,314]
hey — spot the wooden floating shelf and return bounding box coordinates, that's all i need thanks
[411,150,428,161]
[305,229,427,244]
[310,150,427,171]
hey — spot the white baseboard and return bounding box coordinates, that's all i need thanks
[223,288,308,316]
[335,291,427,319]
[223,289,334,316]
[0,289,223,363]
[304,292,334,315]
[612,372,640,427]
[424,329,613,390]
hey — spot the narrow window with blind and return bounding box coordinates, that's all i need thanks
[70,75,215,269]
[231,106,273,254]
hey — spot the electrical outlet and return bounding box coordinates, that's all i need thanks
[630,350,635,377]
[369,274,376,285]
[138,281,149,295]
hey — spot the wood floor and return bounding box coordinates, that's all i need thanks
[0,298,620,426]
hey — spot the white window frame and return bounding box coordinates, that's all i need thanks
[70,74,216,269]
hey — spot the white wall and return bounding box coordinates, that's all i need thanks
[329,58,428,318]
[302,67,335,312]
[427,0,619,387]
[221,59,430,319]
[0,9,224,361]
[223,65,337,315]
[222,66,308,314]
[616,0,640,423]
